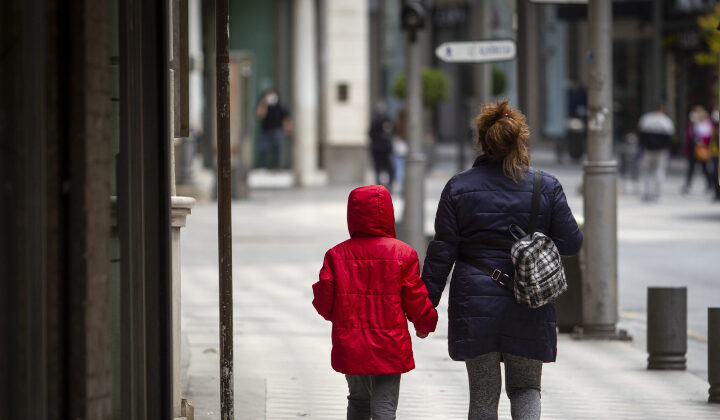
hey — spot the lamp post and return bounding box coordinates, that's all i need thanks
[579,0,626,339]
[400,0,427,261]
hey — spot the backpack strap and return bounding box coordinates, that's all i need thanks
[527,170,543,235]
[459,257,515,293]
[432,170,542,295]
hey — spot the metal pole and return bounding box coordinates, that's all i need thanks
[466,0,491,173]
[517,0,527,114]
[517,1,540,140]
[709,308,720,403]
[580,0,619,337]
[215,0,234,417]
[651,0,662,105]
[647,287,687,370]
[402,27,426,262]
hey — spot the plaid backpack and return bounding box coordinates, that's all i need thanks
[493,171,566,308]
[439,170,567,309]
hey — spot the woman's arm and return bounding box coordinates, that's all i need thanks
[548,177,583,256]
[421,182,459,307]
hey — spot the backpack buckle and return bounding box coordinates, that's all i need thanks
[491,269,508,286]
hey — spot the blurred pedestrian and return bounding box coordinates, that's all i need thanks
[393,107,408,194]
[619,132,641,195]
[368,103,395,190]
[682,105,714,194]
[392,136,408,194]
[637,103,674,202]
[562,81,588,163]
[312,185,438,419]
[422,100,583,420]
[256,90,291,169]
[710,108,720,201]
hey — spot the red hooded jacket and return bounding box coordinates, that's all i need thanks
[312,185,438,375]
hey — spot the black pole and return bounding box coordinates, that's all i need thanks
[457,132,466,172]
[709,308,720,403]
[216,0,234,418]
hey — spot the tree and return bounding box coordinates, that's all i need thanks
[492,66,507,97]
[695,4,720,66]
[391,67,451,109]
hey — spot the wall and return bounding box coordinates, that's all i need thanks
[230,0,275,100]
[323,0,370,184]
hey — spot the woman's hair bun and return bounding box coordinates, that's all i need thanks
[488,100,512,123]
[474,100,530,182]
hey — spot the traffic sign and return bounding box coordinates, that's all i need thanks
[530,0,586,3]
[435,40,516,63]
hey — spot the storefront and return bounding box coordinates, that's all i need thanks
[1,1,175,418]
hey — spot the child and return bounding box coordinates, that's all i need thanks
[312,185,438,420]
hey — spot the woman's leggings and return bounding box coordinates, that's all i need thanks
[465,352,542,420]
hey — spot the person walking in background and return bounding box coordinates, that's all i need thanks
[682,105,714,194]
[312,185,438,420]
[422,101,583,420]
[392,107,408,194]
[711,134,720,201]
[368,103,395,190]
[392,135,408,194]
[711,107,720,202]
[637,103,675,202]
[256,89,291,169]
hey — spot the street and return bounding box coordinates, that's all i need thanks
[179,144,720,419]
[540,150,720,380]
[11,1,720,417]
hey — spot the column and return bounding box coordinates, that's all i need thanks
[322,0,370,185]
[171,196,195,418]
[293,0,320,186]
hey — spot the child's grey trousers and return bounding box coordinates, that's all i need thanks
[465,352,542,420]
[345,374,401,420]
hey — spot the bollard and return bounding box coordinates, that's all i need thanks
[556,254,583,333]
[647,287,687,370]
[557,220,584,333]
[709,308,720,403]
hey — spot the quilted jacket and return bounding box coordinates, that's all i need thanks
[312,185,438,375]
[422,155,583,362]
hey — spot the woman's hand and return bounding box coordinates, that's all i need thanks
[416,332,429,339]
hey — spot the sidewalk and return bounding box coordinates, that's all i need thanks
[180,146,720,419]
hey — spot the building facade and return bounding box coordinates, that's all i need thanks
[2,0,175,418]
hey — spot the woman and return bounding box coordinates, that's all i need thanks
[421,101,583,420]
[681,105,714,194]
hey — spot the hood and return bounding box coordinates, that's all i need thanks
[347,185,396,238]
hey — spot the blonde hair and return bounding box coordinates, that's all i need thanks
[474,100,530,182]
[692,105,709,121]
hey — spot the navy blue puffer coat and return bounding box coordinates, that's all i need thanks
[421,155,583,363]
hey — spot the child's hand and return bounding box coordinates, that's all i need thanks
[416,332,429,339]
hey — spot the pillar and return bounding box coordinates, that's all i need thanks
[321,0,370,185]
[293,0,320,186]
[171,196,195,418]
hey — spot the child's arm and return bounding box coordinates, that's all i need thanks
[312,251,335,321]
[401,251,438,335]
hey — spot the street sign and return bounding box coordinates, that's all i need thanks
[434,40,516,63]
[529,0,587,3]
